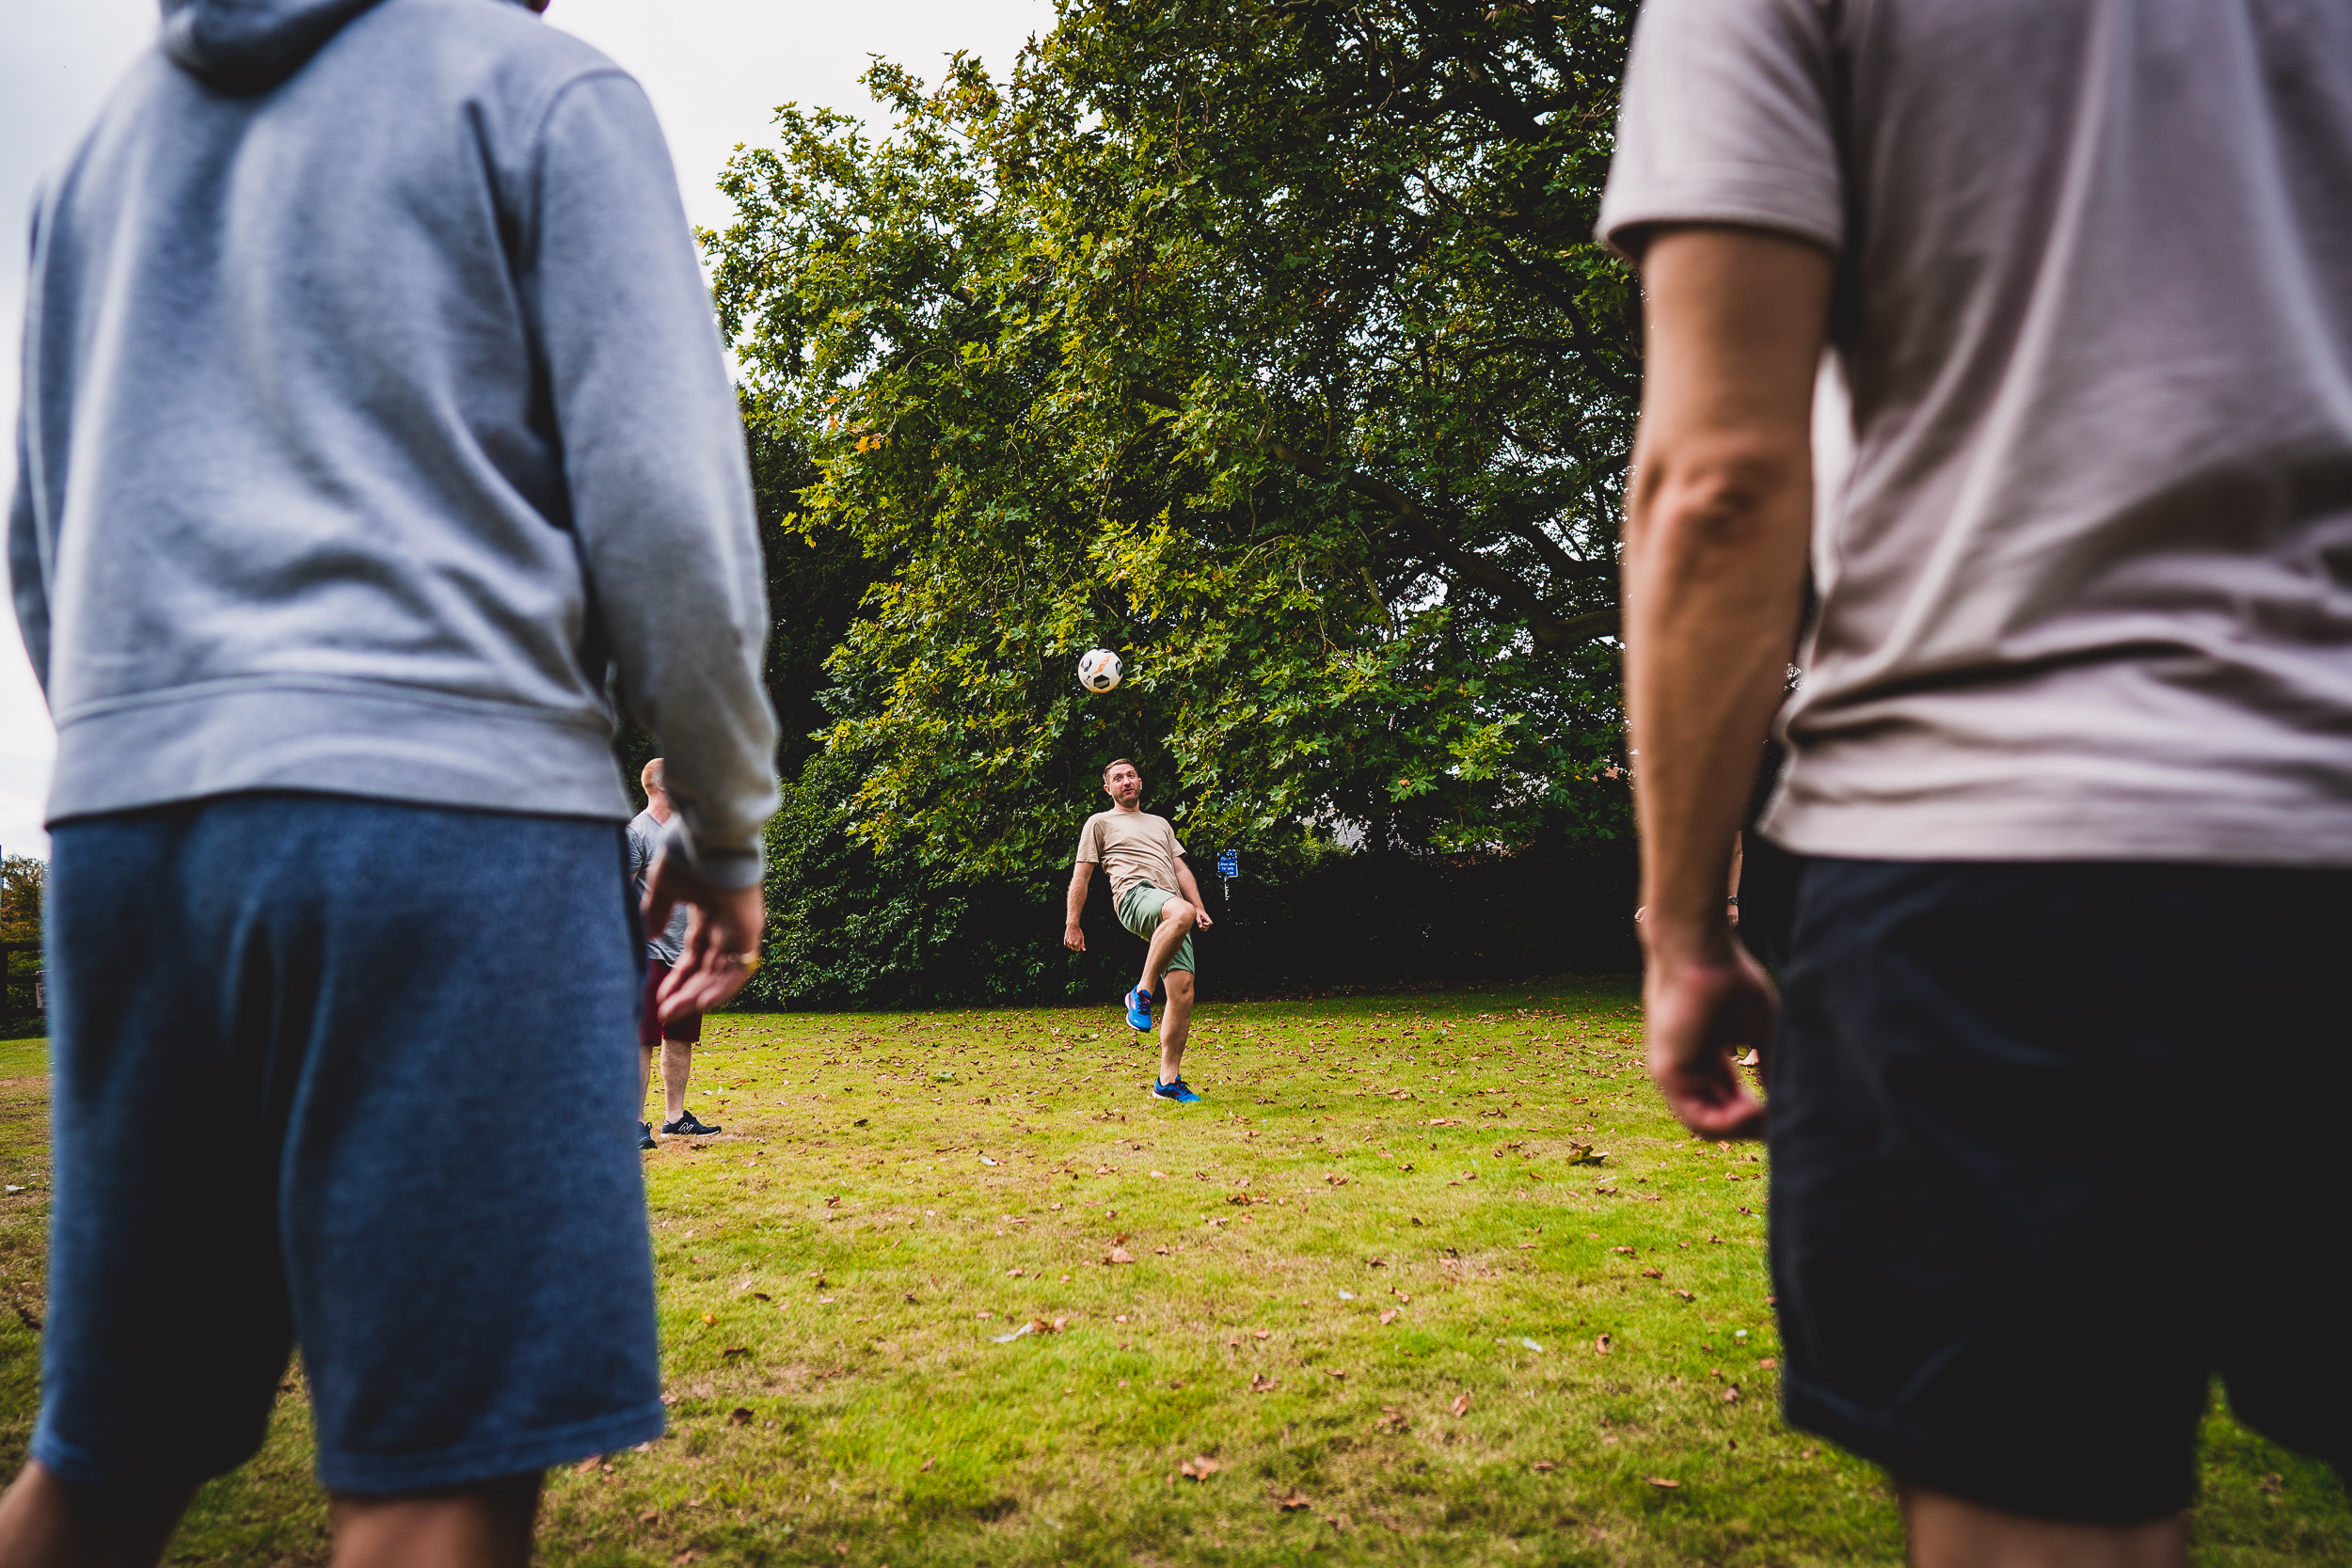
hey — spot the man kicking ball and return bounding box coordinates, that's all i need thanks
[1063,759,1213,1103]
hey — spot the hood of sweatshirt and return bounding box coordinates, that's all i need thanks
[159,0,394,93]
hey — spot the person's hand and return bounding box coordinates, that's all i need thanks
[1063,922,1087,953]
[644,850,765,1023]
[1193,906,1214,930]
[1643,935,1774,1140]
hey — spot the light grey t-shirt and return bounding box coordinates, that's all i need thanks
[1601,0,2352,864]
[628,809,692,966]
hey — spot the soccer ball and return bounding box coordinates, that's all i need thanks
[1077,648,1122,692]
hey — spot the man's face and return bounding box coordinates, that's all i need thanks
[1104,765,1142,807]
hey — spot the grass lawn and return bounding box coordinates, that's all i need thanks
[0,979,2343,1565]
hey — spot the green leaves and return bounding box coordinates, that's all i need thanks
[707,2,1641,877]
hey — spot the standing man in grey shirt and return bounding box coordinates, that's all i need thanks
[1608,1,2352,1560]
[629,758,722,1146]
[3,0,776,1560]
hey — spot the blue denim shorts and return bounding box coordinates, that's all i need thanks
[35,793,665,1494]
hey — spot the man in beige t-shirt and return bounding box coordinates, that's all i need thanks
[1063,758,1215,1103]
[1604,0,2352,1556]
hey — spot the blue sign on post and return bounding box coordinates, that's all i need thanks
[1216,849,1239,878]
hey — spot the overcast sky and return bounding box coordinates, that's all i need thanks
[0,0,1046,858]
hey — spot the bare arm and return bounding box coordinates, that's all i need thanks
[1063,861,1093,951]
[1622,224,1831,1139]
[1173,857,1214,929]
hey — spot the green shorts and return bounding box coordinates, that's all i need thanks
[1115,883,1196,975]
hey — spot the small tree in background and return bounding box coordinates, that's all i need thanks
[1,855,41,1023]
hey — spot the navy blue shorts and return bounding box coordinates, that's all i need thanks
[36,794,664,1494]
[1771,857,2352,1524]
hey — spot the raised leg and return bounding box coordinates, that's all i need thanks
[1137,899,1197,1000]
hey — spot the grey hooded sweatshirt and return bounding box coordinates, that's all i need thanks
[8,0,778,883]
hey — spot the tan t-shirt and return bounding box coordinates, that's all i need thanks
[1601,0,2352,864]
[1075,809,1185,901]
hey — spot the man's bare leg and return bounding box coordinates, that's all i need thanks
[328,1472,541,1568]
[1901,1486,2186,1568]
[1158,970,1195,1085]
[638,1044,656,1124]
[1136,900,1197,1003]
[660,1039,693,1125]
[0,1463,191,1568]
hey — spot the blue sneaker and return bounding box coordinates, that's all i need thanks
[1151,1078,1202,1104]
[1123,987,1154,1031]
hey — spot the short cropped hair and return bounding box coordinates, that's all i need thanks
[1102,757,1138,783]
[642,757,666,792]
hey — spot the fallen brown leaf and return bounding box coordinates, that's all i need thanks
[1253,1328,1271,1339]
[1594,1333,1613,1354]
[1646,1477,1681,1489]
[572,1455,602,1474]
[1671,1289,1695,1301]
[1642,1268,1662,1279]
[1532,1460,1558,1473]
[1757,1356,1777,1370]
[1106,1246,1136,1264]
[721,1346,750,1359]
[1325,1368,1346,1379]
[1268,1484,1312,1511]
[1379,1308,1400,1325]
[920,1455,937,1472]
[1721,1385,1740,1403]
[1249,1372,1279,1392]
[1449,1392,1471,1418]
[726,1407,754,1425]
[1178,1456,1223,1481]
[1375,1405,1409,1433]
[700,1313,716,1325]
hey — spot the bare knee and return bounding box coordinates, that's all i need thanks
[1164,971,1195,1006]
[1160,900,1198,933]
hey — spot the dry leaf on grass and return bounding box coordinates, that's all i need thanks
[1325,1368,1346,1379]
[1449,1392,1471,1418]
[721,1346,750,1359]
[1105,1246,1136,1265]
[1517,1242,1537,1250]
[919,1455,937,1472]
[1249,1372,1279,1392]
[1532,1460,1558,1473]
[572,1455,601,1474]
[1594,1334,1613,1354]
[1671,1289,1695,1301]
[1375,1406,1409,1433]
[1379,1309,1400,1325]
[1642,1268,1662,1279]
[1253,1328,1271,1339]
[1721,1385,1740,1403]
[1647,1477,1681,1489]
[726,1407,753,1426]
[1178,1456,1223,1481]
[1268,1485,1312,1511]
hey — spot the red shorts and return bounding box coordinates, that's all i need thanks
[638,961,703,1048]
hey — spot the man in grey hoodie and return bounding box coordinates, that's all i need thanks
[2,0,777,1560]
